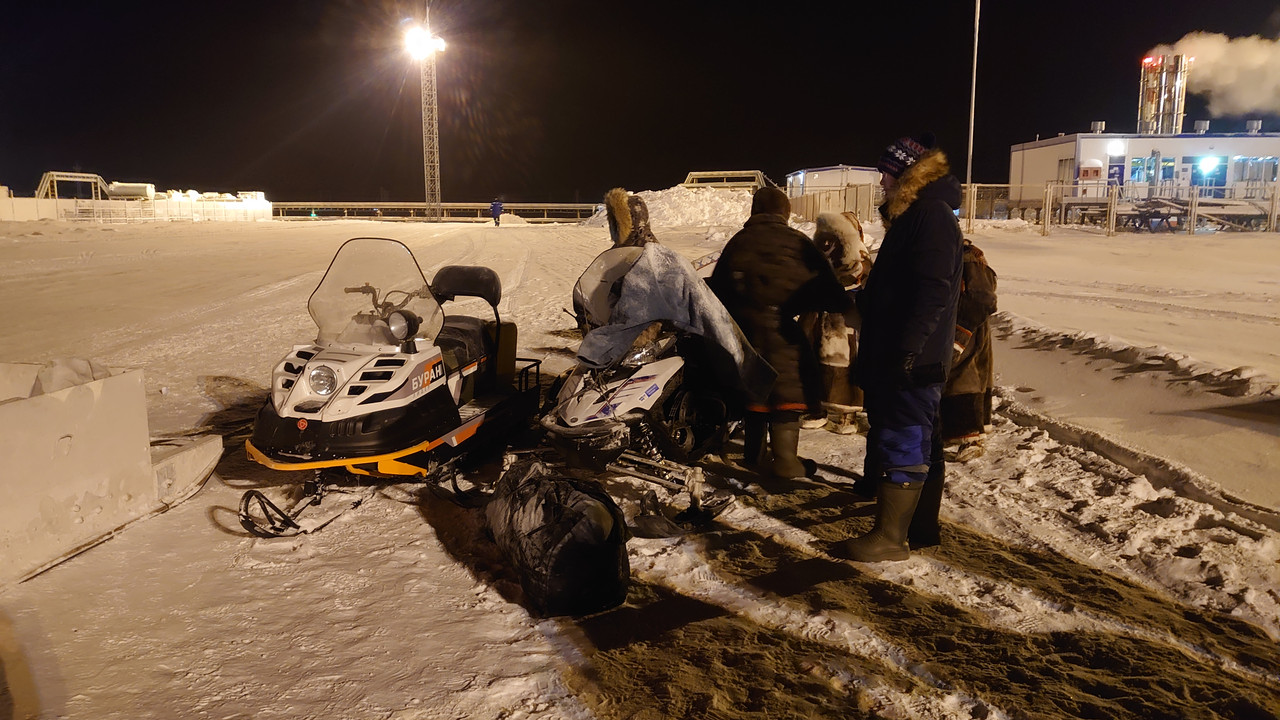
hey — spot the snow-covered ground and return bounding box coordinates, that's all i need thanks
[1,189,1278,719]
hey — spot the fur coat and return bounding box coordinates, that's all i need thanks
[604,188,657,247]
[941,239,997,440]
[799,211,871,414]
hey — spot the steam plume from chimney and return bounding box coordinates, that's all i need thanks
[1148,32,1280,116]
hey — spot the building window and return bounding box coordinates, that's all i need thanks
[1130,158,1147,183]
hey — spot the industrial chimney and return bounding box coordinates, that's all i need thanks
[1194,120,1209,134]
[1246,119,1263,134]
[1137,54,1189,135]
[1090,121,1106,133]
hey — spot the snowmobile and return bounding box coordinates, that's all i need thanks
[539,242,775,525]
[240,236,541,536]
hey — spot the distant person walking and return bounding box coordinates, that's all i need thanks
[708,187,850,479]
[836,132,964,563]
[941,238,998,462]
[490,198,503,226]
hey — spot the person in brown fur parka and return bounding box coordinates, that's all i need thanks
[799,211,872,434]
[941,238,997,461]
[603,187,657,247]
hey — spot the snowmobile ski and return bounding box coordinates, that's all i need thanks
[238,476,377,538]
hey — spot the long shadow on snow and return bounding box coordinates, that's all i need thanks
[704,480,1280,720]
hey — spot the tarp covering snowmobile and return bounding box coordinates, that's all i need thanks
[574,242,776,405]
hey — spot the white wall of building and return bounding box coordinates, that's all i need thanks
[786,165,880,198]
[1010,132,1280,204]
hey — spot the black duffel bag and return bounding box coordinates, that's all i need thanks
[484,460,630,616]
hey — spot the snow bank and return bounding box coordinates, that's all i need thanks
[583,185,753,229]
[997,311,1279,398]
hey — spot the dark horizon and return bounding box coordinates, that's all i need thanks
[2,1,1278,203]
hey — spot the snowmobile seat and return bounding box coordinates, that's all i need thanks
[431,265,501,309]
[436,315,489,375]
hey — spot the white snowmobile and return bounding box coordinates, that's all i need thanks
[240,236,541,536]
[539,243,775,527]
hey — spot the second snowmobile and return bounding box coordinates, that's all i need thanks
[540,242,775,517]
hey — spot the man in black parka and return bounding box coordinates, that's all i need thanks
[709,187,849,479]
[836,133,964,562]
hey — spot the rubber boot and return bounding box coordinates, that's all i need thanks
[836,481,924,562]
[768,421,807,479]
[850,441,879,499]
[741,413,768,470]
[907,461,944,549]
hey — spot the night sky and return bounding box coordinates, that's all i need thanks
[2,1,1278,202]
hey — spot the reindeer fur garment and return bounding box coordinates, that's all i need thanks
[604,188,657,247]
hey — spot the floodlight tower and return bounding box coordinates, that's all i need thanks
[405,15,445,220]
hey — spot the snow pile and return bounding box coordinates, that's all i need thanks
[499,212,530,226]
[584,185,753,228]
[965,217,1036,234]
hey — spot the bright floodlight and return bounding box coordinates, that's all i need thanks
[1106,140,1126,157]
[405,25,445,60]
[1199,156,1219,173]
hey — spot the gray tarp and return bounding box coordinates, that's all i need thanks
[574,242,776,403]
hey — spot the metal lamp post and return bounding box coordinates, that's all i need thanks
[966,0,980,189]
[405,17,445,220]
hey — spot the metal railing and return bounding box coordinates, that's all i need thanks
[270,201,597,223]
[973,182,1280,236]
[790,181,1278,235]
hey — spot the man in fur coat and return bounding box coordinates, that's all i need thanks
[799,211,871,434]
[836,133,964,563]
[708,187,850,479]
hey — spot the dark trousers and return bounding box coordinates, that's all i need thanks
[862,383,946,544]
[863,384,942,485]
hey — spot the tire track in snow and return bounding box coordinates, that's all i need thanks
[84,271,323,357]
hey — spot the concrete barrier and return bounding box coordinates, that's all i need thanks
[0,363,220,587]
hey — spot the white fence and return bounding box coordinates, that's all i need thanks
[0,196,273,222]
[789,184,882,224]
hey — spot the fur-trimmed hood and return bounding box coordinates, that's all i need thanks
[879,149,961,229]
[604,188,658,247]
[813,211,870,288]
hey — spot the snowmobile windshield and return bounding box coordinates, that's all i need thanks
[308,237,444,346]
[572,246,643,329]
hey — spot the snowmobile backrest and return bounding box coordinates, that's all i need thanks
[431,265,502,308]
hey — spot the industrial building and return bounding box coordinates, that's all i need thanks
[1009,54,1280,206]
[784,165,880,198]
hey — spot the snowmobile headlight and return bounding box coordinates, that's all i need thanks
[309,365,338,395]
[387,310,421,342]
[620,333,673,368]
